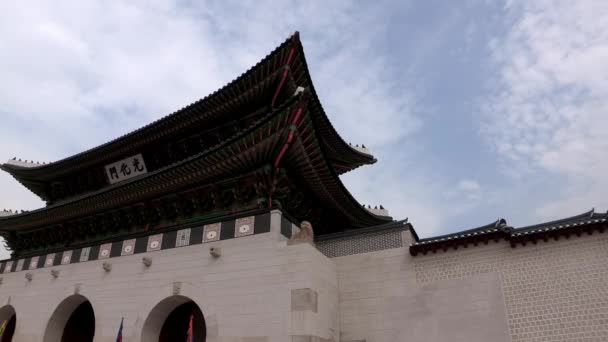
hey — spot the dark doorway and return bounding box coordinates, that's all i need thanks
[158,301,205,342]
[60,301,95,342]
[0,313,16,342]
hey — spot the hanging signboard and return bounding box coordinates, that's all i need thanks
[105,153,148,184]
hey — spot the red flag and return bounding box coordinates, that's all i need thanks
[186,313,194,342]
[116,317,123,342]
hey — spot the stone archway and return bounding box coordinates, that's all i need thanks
[0,305,16,342]
[141,295,206,342]
[43,294,95,342]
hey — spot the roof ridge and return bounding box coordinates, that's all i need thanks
[516,209,595,231]
[416,218,509,243]
[315,219,410,241]
[410,209,608,255]
[3,158,48,168]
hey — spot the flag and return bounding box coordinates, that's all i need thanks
[116,317,123,342]
[186,312,194,342]
[0,320,6,336]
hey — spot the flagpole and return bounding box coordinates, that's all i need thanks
[116,317,124,342]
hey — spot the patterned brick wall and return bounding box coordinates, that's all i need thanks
[315,229,403,258]
[413,233,608,342]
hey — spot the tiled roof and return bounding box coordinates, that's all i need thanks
[0,93,391,236]
[315,219,410,242]
[4,158,47,168]
[410,209,608,256]
[1,32,375,202]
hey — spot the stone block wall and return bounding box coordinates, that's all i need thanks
[335,230,608,342]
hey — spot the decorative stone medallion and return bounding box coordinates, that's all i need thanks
[99,243,112,259]
[122,239,136,256]
[80,247,91,262]
[0,213,268,275]
[176,228,191,248]
[29,256,39,270]
[235,216,255,237]
[203,223,221,243]
[45,254,55,267]
[61,251,73,265]
[147,234,163,252]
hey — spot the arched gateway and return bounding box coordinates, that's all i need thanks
[142,295,206,342]
[0,305,16,342]
[43,295,95,342]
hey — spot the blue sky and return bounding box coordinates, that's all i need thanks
[1,0,607,258]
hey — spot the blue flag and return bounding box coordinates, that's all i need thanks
[116,317,123,342]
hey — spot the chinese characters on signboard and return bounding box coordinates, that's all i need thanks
[104,153,148,184]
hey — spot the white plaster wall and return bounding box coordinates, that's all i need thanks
[2,220,606,342]
[0,215,338,342]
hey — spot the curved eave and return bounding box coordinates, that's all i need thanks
[289,34,377,173]
[282,104,390,229]
[0,97,387,234]
[3,31,373,195]
[0,164,49,201]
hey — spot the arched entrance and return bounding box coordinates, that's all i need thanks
[142,295,205,342]
[0,305,16,342]
[43,294,95,342]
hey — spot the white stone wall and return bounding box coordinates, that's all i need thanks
[335,231,608,342]
[1,216,606,342]
[0,211,338,342]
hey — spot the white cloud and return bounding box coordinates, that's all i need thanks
[458,179,481,192]
[482,0,608,220]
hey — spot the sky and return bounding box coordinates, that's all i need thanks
[0,0,607,258]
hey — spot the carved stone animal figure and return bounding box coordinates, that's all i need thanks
[288,221,314,245]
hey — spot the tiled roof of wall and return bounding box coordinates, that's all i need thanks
[410,209,608,256]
